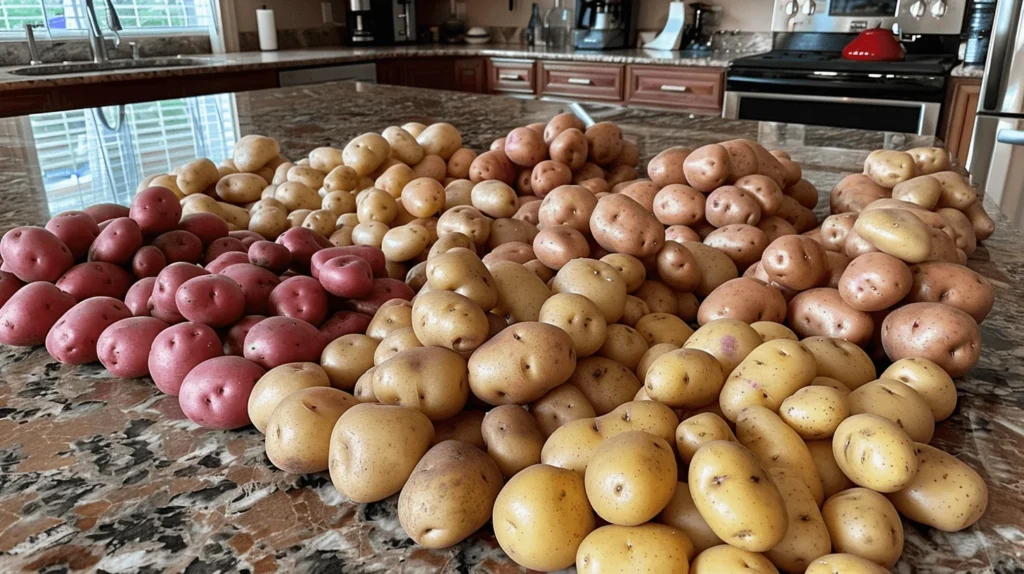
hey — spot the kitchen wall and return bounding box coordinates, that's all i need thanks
[233,0,327,32]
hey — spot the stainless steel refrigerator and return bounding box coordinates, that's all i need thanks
[968,0,1024,229]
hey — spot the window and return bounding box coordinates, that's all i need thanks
[0,0,213,38]
[30,94,237,214]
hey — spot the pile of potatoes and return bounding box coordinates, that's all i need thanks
[0,112,999,573]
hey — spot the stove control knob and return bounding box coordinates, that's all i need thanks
[909,0,926,18]
[931,0,947,17]
[785,0,799,15]
[801,0,817,15]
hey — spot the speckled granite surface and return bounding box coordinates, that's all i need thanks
[0,82,1020,573]
[951,63,986,79]
[0,44,749,92]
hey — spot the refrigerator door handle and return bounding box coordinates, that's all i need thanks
[998,128,1024,146]
[982,0,1023,111]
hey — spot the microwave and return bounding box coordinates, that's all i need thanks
[771,0,967,35]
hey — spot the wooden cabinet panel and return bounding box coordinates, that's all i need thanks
[538,62,624,102]
[454,58,487,93]
[488,59,536,95]
[625,65,724,112]
[378,57,487,93]
[941,78,982,166]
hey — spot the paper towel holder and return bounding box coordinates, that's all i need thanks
[645,1,686,51]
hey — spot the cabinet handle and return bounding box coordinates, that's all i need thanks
[567,77,593,85]
[660,85,689,92]
[499,73,523,81]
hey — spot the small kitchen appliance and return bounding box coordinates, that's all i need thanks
[574,0,640,50]
[345,0,417,45]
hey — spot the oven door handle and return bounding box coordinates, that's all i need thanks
[725,90,932,108]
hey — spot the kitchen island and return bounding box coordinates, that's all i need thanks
[0,82,1021,573]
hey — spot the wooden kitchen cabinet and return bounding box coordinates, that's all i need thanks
[376,57,487,93]
[626,65,725,113]
[537,61,624,102]
[487,58,537,95]
[940,77,982,166]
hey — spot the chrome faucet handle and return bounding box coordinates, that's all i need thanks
[24,23,44,65]
[129,41,140,59]
[104,0,122,47]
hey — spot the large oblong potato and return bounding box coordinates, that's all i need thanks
[764,467,831,574]
[247,362,330,433]
[372,346,469,421]
[426,247,497,311]
[801,336,876,391]
[880,357,957,421]
[736,405,825,505]
[645,348,724,409]
[493,463,595,571]
[887,442,988,532]
[328,403,434,502]
[881,301,981,377]
[482,405,545,478]
[806,554,890,574]
[550,258,628,323]
[265,386,358,474]
[412,290,490,353]
[584,431,677,526]
[832,413,919,493]
[822,488,904,568]
[688,441,788,553]
[589,193,665,258]
[719,339,817,422]
[854,208,932,263]
[397,440,502,549]
[847,378,935,443]
[691,545,780,574]
[468,321,576,405]
[576,524,694,573]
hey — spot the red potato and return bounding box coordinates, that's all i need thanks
[45,211,100,261]
[130,185,182,236]
[55,262,133,301]
[148,321,223,396]
[0,272,24,309]
[0,226,74,283]
[319,310,372,341]
[0,282,77,346]
[125,277,156,316]
[178,356,265,429]
[132,245,167,279]
[175,275,246,328]
[248,240,292,274]
[268,276,329,326]
[96,316,168,377]
[89,217,143,265]
[204,251,250,274]
[179,212,230,247]
[45,297,132,365]
[311,245,387,279]
[151,230,203,264]
[223,315,266,356]
[344,278,415,316]
[230,230,265,248]
[219,263,280,316]
[243,316,327,369]
[318,255,375,299]
[84,203,130,224]
[276,227,327,272]
[203,237,247,265]
[150,262,209,323]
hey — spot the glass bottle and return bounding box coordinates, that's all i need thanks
[545,0,574,49]
[526,3,545,47]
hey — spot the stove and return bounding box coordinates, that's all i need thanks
[730,50,958,75]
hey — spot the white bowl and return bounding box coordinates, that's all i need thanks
[466,26,490,44]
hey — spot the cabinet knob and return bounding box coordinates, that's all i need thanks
[785,0,799,15]
[909,0,926,18]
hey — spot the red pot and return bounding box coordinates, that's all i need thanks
[842,29,905,61]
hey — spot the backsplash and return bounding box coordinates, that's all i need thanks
[238,28,345,51]
[0,35,212,67]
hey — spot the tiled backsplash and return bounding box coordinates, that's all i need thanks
[0,35,212,67]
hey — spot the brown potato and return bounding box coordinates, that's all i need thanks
[585,122,624,165]
[938,206,978,254]
[656,240,703,293]
[446,148,477,179]
[653,184,704,226]
[892,174,943,209]
[324,165,360,193]
[906,261,993,323]
[469,149,516,185]
[761,235,828,291]
[756,216,797,243]
[589,194,665,258]
[704,224,770,270]
[830,174,889,214]
[734,174,783,217]
[864,149,916,188]
[774,195,818,233]
[549,128,589,170]
[881,302,981,377]
[416,123,462,161]
[538,185,598,232]
[784,178,820,209]
[470,180,518,219]
[820,213,857,253]
[837,252,913,312]
[505,126,548,168]
[533,225,589,270]
[788,288,874,346]
[705,185,762,227]
[530,383,598,437]
[854,208,932,263]
[647,146,692,186]
[619,180,660,212]
[481,405,544,478]
[697,277,786,325]
[682,145,730,192]
[681,241,739,297]
[487,218,538,251]
[544,112,587,144]
[569,356,643,415]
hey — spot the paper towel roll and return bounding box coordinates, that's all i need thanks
[257,8,278,51]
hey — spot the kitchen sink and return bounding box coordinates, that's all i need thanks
[9,57,208,76]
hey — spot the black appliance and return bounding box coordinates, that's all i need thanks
[681,3,715,53]
[345,0,417,45]
[574,0,639,50]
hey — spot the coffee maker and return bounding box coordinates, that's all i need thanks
[574,0,639,50]
[344,0,417,45]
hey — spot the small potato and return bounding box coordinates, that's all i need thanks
[469,149,516,185]
[374,163,416,198]
[854,208,932,263]
[493,463,595,571]
[847,379,935,443]
[832,414,919,493]
[887,443,988,532]
[761,235,828,291]
[308,146,344,172]
[482,405,545,478]
[757,216,797,244]
[600,253,646,293]
[697,277,786,325]
[576,523,693,574]
[736,405,825,505]
[635,280,679,315]
[787,288,874,346]
[674,412,737,466]
[618,296,650,328]
[343,133,391,176]
[426,247,497,310]
[381,126,425,165]
[655,241,703,293]
[822,488,904,568]
[646,146,691,186]
[750,321,798,342]
[330,403,434,502]
[864,149,916,188]
[549,127,589,171]
[801,336,876,391]
[287,165,326,190]
[265,387,357,474]
[806,554,890,574]
[538,185,597,232]
[907,146,953,175]
[215,173,266,204]
[704,224,770,270]
[688,441,788,553]
[807,438,854,499]
[544,112,587,144]
[779,385,849,440]
[820,213,858,253]
[380,224,429,263]
[489,260,551,324]
[175,158,220,196]
[533,225,589,270]
[645,349,723,409]
[635,312,694,347]
[539,293,607,356]
[683,319,763,376]
[412,290,489,353]
[636,342,678,382]
[366,299,413,340]
[837,252,913,312]
[468,321,576,405]
[880,357,956,421]
[719,338,817,422]
[585,122,624,165]
[690,545,779,574]
[598,324,648,371]
[680,241,738,297]
[373,346,469,421]
[568,357,642,416]
[373,327,422,365]
[881,302,980,377]
[964,201,995,241]
[437,205,492,246]
[320,334,379,391]
[618,180,659,212]
[653,184,704,227]
[706,185,763,227]
[831,174,889,214]
[584,432,677,526]
[247,362,330,434]
[530,383,598,437]
[400,177,445,218]
[683,144,732,192]
[95,316,167,377]
[274,180,321,212]
[590,193,665,258]
[551,258,628,323]
[324,165,360,193]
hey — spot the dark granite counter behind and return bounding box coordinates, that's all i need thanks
[0,82,1021,573]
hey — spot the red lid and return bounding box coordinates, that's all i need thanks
[842,29,905,61]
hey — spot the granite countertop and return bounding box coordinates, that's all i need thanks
[0,44,752,92]
[951,62,986,79]
[0,81,1021,573]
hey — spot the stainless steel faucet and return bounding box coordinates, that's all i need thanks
[24,24,43,65]
[84,0,123,63]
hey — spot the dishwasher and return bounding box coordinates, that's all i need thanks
[278,62,377,87]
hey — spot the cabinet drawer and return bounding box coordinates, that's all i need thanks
[488,58,536,94]
[626,66,724,111]
[538,62,624,102]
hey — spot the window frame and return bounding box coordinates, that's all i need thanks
[0,0,213,41]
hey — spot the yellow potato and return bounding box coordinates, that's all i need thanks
[658,483,724,554]
[274,180,321,211]
[343,132,391,176]
[468,321,576,404]
[247,362,330,433]
[426,247,497,311]
[431,409,485,449]
[645,348,724,409]
[822,488,904,568]
[764,467,831,573]
[683,319,763,376]
[635,312,694,347]
[324,165,360,193]
[373,327,422,366]
[216,173,267,203]
[489,260,551,324]
[719,339,817,422]
[806,554,891,574]
[598,324,648,371]
[847,378,935,443]
[854,208,932,263]
[807,438,854,499]
[287,165,326,190]
[863,149,916,188]
[265,386,358,474]
[600,253,647,293]
[887,442,988,532]
[402,177,446,218]
[492,464,596,571]
[320,334,379,391]
[688,441,788,552]
[308,146,344,172]
[481,405,545,479]
[832,413,919,493]
[801,336,877,390]
[176,158,220,196]
[412,290,490,353]
[366,299,413,340]
[372,346,469,421]
[779,385,849,440]
[690,545,779,574]
[584,431,677,526]
[382,125,425,165]
[636,342,679,381]
[539,293,607,356]
[302,209,336,237]
[550,258,628,324]
[530,383,598,437]
[880,357,957,421]
[416,123,463,160]
[736,405,825,505]
[569,356,643,415]
[233,134,279,172]
[750,321,798,342]
[675,412,737,464]
[576,524,694,574]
